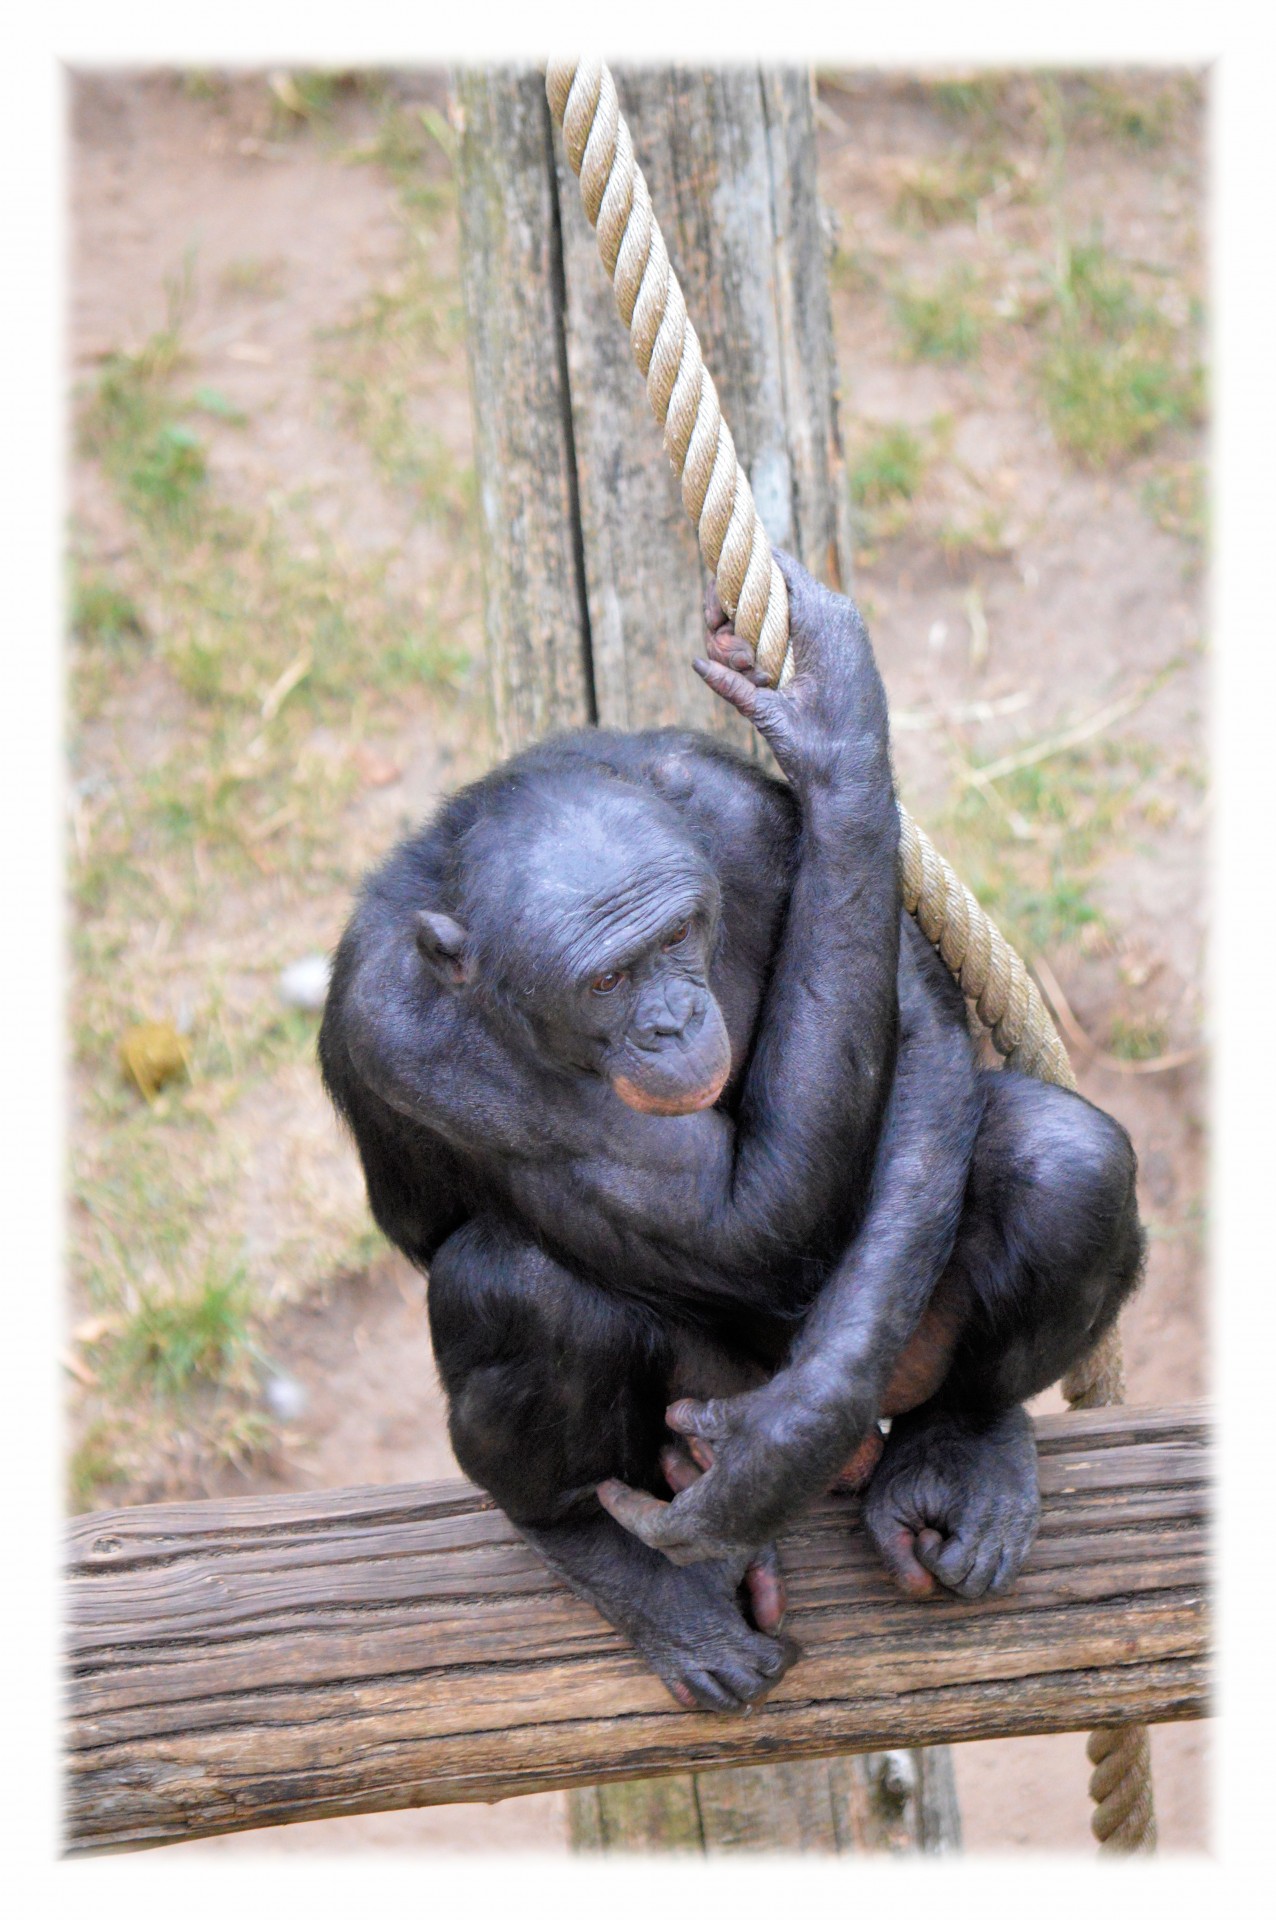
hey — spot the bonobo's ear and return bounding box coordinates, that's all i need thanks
[414,910,471,987]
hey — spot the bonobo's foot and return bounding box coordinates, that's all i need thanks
[628,1550,798,1713]
[862,1403,1040,1601]
[519,1505,798,1715]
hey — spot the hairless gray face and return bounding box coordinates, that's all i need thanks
[426,776,733,1116]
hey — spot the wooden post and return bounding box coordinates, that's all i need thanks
[455,63,960,1853]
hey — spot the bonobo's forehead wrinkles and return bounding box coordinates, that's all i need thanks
[556,864,711,982]
[460,775,717,990]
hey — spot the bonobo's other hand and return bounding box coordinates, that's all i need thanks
[695,550,884,797]
[597,1381,857,1565]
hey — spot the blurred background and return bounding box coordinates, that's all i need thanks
[65,67,1208,1850]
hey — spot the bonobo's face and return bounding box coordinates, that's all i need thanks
[423,777,733,1117]
[567,903,732,1116]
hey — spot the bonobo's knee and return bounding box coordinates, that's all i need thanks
[953,1077,1146,1409]
[990,1076,1140,1271]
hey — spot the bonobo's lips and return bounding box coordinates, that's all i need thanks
[610,1006,733,1116]
[610,1060,731,1116]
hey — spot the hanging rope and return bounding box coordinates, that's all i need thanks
[546,57,1155,1853]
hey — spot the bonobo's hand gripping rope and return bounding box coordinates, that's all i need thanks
[545,58,1155,1852]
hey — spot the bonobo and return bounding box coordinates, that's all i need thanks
[319,551,1144,1714]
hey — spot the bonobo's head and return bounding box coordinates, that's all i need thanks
[415,772,732,1116]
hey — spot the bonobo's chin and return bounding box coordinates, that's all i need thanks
[609,1067,730,1116]
[609,1043,732,1117]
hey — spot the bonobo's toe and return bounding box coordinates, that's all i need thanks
[664,1630,797,1714]
[744,1547,786,1633]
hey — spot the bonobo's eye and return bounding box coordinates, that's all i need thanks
[591,969,627,995]
[663,922,691,951]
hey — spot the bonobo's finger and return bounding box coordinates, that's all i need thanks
[769,547,827,670]
[596,1477,674,1544]
[917,1525,979,1593]
[871,1520,938,1599]
[597,1476,716,1560]
[704,576,730,634]
[705,624,763,681]
[659,1445,703,1495]
[988,1540,1024,1597]
[675,1666,742,1715]
[690,660,791,749]
[666,1397,731,1441]
[687,1435,716,1474]
[745,1547,787,1634]
[691,656,764,719]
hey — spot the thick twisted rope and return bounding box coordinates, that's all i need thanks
[545,58,1153,1852]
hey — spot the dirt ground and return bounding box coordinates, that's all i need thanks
[66,69,1209,1854]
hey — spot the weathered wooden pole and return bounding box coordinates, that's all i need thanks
[455,63,960,1854]
[64,1408,1210,1851]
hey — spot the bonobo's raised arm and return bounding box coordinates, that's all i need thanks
[599,925,983,1562]
[652,551,903,1266]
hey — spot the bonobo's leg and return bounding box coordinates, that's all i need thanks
[864,1070,1145,1599]
[427,1218,798,1711]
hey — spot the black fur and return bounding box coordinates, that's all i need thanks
[320,551,1144,1712]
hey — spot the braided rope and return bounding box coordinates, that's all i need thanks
[546,61,793,689]
[545,58,1154,1852]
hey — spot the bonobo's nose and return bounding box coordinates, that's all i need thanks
[635,982,699,1046]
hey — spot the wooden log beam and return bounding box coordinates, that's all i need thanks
[64,1404,1210,1854]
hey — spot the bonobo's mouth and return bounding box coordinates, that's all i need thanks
[610,1061,731,1116]
[609,1004,733,1116]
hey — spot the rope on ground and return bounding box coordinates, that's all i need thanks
[545,57,1155,1853]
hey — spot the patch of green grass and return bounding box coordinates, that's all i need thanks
[80,278,216,536]
[1043,341,1200,467]
[210,1407,279,1473]
[1107,1012,1170,1060]
[850,425,926,509]
[933,740,1153,960]
[1142,462,1207,545]
[191,385,248,425]
[128,420,209,522]
[70,569,144,649]
[926,74,1014,129]
[268,69,345,129]
[326,93,476,526]
[1068,74,1189,149]
[220,254,288,298]
[937,508,1010,569]
[830,247,881,298]
[320,247,470,524]
[67,1419,128,1511]
[894,152,1006,228]
[115,1264,255,1397]
[346,98,455,217]
[894,269,984,363]
[1041,235,1203,467]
